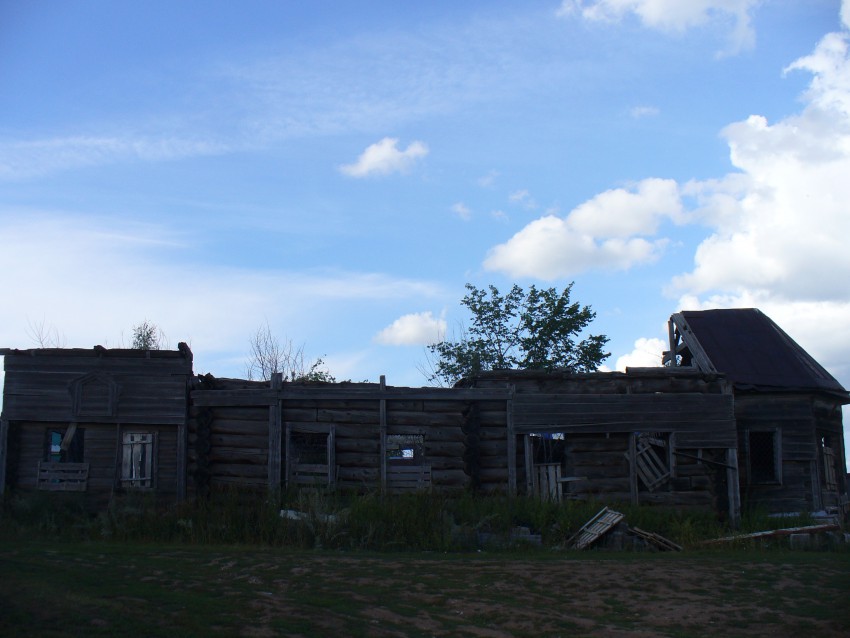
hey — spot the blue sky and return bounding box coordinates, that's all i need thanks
[2,0,850,420]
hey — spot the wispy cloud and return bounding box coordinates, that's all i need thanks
[0,211,444,374]
[630,105,660,119]
[558,0,760,56]
[0,135,227,180]
[339,137,428,178]
[451,202,472,220]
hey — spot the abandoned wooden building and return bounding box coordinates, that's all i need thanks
[0,344,194,508]
[1,308,847,524]
[665,308,849,514]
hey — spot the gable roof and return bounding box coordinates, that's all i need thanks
[670,308,848,397]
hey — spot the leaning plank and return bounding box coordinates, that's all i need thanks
[629,526,683,551]
[701,523,840,544]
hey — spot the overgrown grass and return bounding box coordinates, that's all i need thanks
[1,489,844,552]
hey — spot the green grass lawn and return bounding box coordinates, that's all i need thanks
[2,539,849,637]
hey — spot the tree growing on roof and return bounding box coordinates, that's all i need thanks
[130,320,168,350]
[245,322,335,382]
[426,283,609,386]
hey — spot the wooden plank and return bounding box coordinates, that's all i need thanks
[380,375,387,493]
[37,462,90,491]
[268,373,283,491]
[0,418,8,496]
[507,389,516,496]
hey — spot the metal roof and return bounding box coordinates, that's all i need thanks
[674,308,847,395]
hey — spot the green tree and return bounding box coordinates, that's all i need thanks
[426,283,609,385]
[130,320,167,350]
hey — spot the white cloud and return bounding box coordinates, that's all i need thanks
[671,32,850,305]
[374,311,446,346]
[339,137,428,178]
[0,211,443,376]
[477,170,500,188]
[451,202,472,220]
[484,178,678,279]
[558,0,759,55]
[664,19,850,388]
[508,189,538,210]
[0,135,226,180]
[615,337,667,370]
[630,105,660,119]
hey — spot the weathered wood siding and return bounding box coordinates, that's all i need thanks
[1,348,192,425]
[1,346,193,506]
[734,392,847,513]
[10,421,180,508]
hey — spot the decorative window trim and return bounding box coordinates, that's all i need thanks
[70,372,120,417]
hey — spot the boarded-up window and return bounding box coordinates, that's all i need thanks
[821,434,838,491]
[121,432,156,488]
[386,435,424,463]
[288,429,336,488]
[748,429,781,484]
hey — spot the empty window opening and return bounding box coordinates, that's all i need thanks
[748,430,781,484]
[44,426,85,463]
[291,431,329,465]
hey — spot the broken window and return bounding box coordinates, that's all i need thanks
[634,432,673,492]
[44,426,85,463]
[386,434,430,491]
[39,426,88,491]
[748,429,781,484]
[386,434,424,463]
[121,432,156,488]
[289,429,335,488]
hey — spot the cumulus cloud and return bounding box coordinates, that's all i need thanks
[374,311,446,346]
[670,30,850,306]
[660,15,850,388]
[558,0,759,55]
[484,178,679,279]
[615,337,667,370]
[339,137,428,178]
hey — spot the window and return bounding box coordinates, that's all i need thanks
[121,432,156,488]
[288,429,336,488]
[820,434,838,491]
[386,435,424,463]
[44,426,85,463]
[634,432,673,492]
[748,429,781,484]
[385,435,430,492]
[39,426,87,491]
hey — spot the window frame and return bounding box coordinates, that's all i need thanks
[120,431,157,489]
